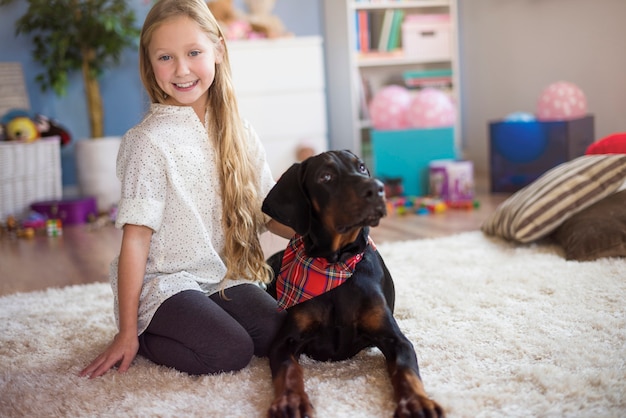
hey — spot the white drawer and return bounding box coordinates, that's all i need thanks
[238,91,327,139]
[229,37,325,94]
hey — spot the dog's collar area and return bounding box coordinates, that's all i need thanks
[337,227,374,262]
[304,226,372,263]
[275,233,374,311]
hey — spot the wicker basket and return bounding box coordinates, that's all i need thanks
[0,137,62,219]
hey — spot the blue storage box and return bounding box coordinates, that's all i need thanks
[489,115,594,193]
[371,127,456,196]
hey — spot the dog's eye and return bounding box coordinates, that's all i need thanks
[358,163,368,174]
[319,172,333,183]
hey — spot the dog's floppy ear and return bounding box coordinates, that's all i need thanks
[262,162,312,235]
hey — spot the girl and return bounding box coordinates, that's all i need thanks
[80,0,293,378]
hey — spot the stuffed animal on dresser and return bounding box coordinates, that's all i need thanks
[207,0,291,39]
[244,0,291,38]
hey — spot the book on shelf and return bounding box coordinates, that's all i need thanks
[368,9,385,51]
[357,10,370,53]
[377,9,394,52]
[355,8,406,54]
[386,9,405,51]
[354,11,360,51]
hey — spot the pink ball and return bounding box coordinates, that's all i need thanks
[406,88,456,128]
[536,81,587,121]
[369,85,411,130]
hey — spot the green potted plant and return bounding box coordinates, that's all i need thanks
[1,0,141,212]
[0,0,140,139]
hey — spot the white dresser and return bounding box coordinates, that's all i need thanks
[228,36,328,178]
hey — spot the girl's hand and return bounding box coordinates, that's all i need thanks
[79,331,139,379]
[80,224,150,379]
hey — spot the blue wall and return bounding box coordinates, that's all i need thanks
[0,0,322,190]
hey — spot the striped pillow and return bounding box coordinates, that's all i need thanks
[482,154,626,243]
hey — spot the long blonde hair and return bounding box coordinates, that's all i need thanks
[139,0,270,284]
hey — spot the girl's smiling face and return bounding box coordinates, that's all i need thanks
[149,16,223,118]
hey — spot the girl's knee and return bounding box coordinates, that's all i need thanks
[220,340,254,372]
[199,334,254,374]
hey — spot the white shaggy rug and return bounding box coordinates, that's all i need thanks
[1,232,625,417]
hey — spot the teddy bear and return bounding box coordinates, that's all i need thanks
[207,0,253,40]
[244,0,292,38]
[207,0,238,30]
[206,0,291,40]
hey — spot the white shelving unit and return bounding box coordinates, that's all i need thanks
[322,0,460,160]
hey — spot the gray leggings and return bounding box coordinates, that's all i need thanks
[138,284,285,375]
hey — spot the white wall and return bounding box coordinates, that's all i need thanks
[458,0,626,177]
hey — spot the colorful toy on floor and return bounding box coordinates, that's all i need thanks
[1,214,44,239]
[46,218,63,237]
[18,227,36,239]
[447,200,480,210]
[387,196,446,216]
[386,194,480,217]
[382,177,404,198]
[22,212,47,229]
[2,215,18,238]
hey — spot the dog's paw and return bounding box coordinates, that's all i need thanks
[394,395,444,418]
[268,390,314,418]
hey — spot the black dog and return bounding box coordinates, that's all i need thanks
[262,150,444,417]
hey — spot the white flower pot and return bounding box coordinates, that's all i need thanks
[75,137,121,213]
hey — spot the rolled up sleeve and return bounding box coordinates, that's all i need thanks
[115,129,167,231]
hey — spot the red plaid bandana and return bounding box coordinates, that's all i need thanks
[276,234,374,311]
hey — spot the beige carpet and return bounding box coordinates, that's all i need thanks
[1,232,624,417]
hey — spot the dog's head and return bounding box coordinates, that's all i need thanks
[262,150,386,259]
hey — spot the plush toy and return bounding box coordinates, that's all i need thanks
[207,0,238,31]
[34,114,72,146]
[244,0,291,38]
[1,109,38,142]
[1,108,71,146]
[207,0,255,40]
[207,0,290,40]
[5,116,40,142]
